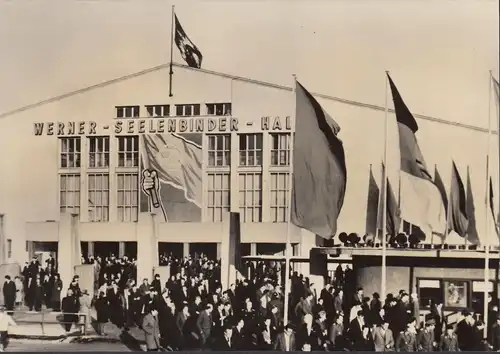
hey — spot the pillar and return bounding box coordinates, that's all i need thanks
[183,243,189,258]
[220,214,231,290]
[298,229,325,297]
[87,242,94,257]
[119,241,125,258]
[0,214,5,264]
[57,213,80,299]
[136,212,159,283]
[216,243,222,259]
[250,243,257,256]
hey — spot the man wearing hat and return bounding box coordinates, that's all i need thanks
[490,314,500,350]
[395,318,417,352]
[417,318,436,351]
[456,310,474,351]
[439,324,459,351]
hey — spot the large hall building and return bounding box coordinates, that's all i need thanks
[0,64,499,298]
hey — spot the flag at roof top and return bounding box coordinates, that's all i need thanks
[448,161,469,237]
[387,74,446,238]
[291,81,347,239]
[174,14,203,68]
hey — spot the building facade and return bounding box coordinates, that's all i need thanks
[0,65,498,281]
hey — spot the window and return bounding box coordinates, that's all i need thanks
[60,174,81,215]
[417,279,442,308]
[270,172,289,222]
[208,135,231,167]
[270,133,291,166]
[118,136,139,167]
[88,136,110,168]
[146,104,170,118]
[206,103,231,116]
[117,173,139,222]
[175,104,201,117]
[60,137,81,168]
[472,281,494,313]
[6,239,11,259]
[207,173,230,222]
[88,174,110,222]
[239,173,262,222]
[116,105,140,118]
[239,134,262,166]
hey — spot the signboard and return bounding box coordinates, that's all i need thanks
[33,116,292,136]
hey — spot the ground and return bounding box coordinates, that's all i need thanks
[7,339,134,352]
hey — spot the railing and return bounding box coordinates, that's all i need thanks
[9,310,88,336]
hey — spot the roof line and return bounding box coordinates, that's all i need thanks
[0,62,494,135]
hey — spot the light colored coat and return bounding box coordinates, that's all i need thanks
[142,313,161,350]
[372,326,395,351]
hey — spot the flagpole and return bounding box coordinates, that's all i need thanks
[169,5,175,97]
[381,71,389,301]
[283,74,297,326]
[445,161,451,245]
[484,70,493,338]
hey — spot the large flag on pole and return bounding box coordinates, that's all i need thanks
[291,81,347,239]
[434,165,448,220]
[387,74,446,237]
[365,164,380,237]
[448,161,469,237]
[385,174,401,236]
[465,167,481,245]
[174,14,203,69]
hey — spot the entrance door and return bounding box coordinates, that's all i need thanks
[190,243,217,260]
[94,242,119,258]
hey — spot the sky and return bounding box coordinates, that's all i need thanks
[0,0,498,128]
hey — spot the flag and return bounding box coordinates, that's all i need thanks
[448,162,468,237]
[141,134,202,207]
[291,81,347,239]
[465,167,480,245]
[174,14,203,68]
[493,76,499,103]
[388,74,446,237]
[385,170,401,236]
[365,164,380,237]
[434,165,448,219]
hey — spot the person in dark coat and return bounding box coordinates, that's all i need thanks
[3,276,16,315]
[94,291,108,335]
[490,315,500,350]
[173,303,190,350]
[61,289,80,332]
[51,274,63,311]
[352,325,375,351]
[456,310,475,351]
[212,324,234,350]
[32,278,44,312]
[151,274,162,296]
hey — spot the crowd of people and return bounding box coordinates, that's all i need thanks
[4,252,500,351]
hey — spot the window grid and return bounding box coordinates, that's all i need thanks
[238,173,262,222]
[60,137,81,168]
[88,173,110,222]
[60,174,81,215]
[270,172,290,222]
[175,104,201,117]
[146,105,170,118]
[207,135,231,167]
[206,173,230,222]
[88,136,110,168]
[116,106,140,118]
[270,133,291,166]
[117,173,139,222]
[206,103,232,116]
[239,134,263,167]
[118,136,139,167]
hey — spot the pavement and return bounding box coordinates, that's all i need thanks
[6,339,134,352]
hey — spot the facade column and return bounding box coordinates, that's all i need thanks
[108,135,118,222]
[118,241,126,258]
[136,212,158,283]
[216,242,221,260]
[261,133,271,222]
[57,213,80,300]
[250,243,257,256]
[298,229,325,297]
[183,243,190,258]
[80,137,89,222]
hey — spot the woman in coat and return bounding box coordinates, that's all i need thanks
[79,290,92,333]
[14,276,24,308]
[51,274,63,311]
[142,308,161,351]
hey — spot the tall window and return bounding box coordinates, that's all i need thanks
[6,239,11,259]
[60,174,81,215]
[88,173,110,222]
[206,103,232,116]
[175,104,201,117]
[118,136,139,167]
[239,173,262,222]
[60,137,81,168]
[270,133,291,166]
[117,173,138,222]
[239,134,262,166]
[116,105,140,118]
[88,136,110,168]
[208,135,231,167]
[146,104,170,117]
[270,172,289,222]
[207,173,230,222]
